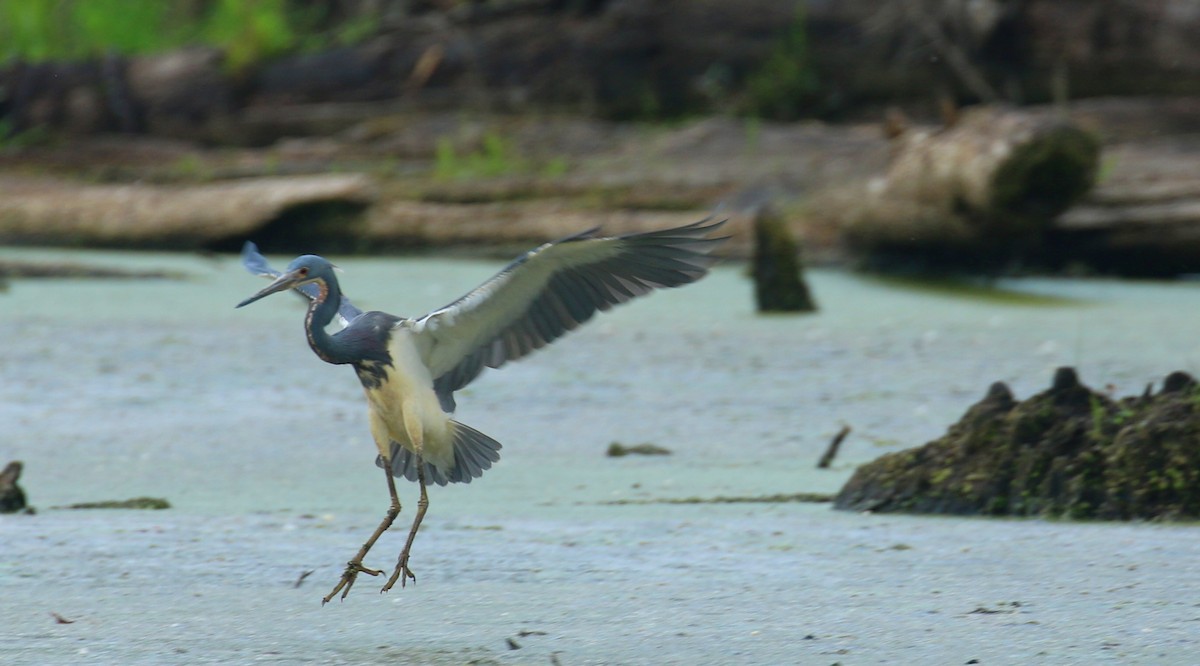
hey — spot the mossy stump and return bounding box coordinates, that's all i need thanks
[752,206,816,313]
[835,367,1200,520]
[0,461,27,513]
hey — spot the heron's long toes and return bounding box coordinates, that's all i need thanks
[351,561,383,577]
[381,557,416,593]
[322,561,385,604]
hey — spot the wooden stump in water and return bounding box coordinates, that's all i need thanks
[840,107,1100,271]
[752,206,816,313]
[0,461,27,514]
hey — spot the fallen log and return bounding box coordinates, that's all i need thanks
[1049,138,1200,276]
[0,174,375,249]
[837,107,1099,270]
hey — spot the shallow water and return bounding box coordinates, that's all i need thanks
[3,248,1199,664]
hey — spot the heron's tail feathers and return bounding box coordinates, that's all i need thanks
[446,420,503,484]
[378,421,502,486]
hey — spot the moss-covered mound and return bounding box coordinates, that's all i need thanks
[834,367,1200,520]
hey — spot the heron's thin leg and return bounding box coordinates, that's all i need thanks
[322,465,402,604]
[383,461,427,592]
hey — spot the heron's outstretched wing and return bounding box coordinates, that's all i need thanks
[411,218,727,407]
[240,241,363,326]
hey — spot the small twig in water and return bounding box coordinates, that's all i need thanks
[294,569,315,589]
[818,425,852,469]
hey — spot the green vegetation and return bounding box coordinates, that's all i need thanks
[0,0,377,69]
[0,118,50,149]
[0,0,178,61]
[202,0,296,71]
[433,133,568,181]
[741,5,820,120]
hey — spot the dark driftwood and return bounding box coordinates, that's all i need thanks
[817,425,851,469]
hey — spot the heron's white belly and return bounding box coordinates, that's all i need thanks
[363,331,453,468]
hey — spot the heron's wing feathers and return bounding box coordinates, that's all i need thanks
[240,241,363,326]
[413,218,726,399]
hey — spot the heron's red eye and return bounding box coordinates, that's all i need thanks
[297,267,309,276]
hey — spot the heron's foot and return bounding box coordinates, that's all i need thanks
[381,553,416,593]
[322,560,383,605]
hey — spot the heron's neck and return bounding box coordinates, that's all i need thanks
[305,276,352,365]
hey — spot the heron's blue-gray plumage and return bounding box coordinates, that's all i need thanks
[239,218,726,487]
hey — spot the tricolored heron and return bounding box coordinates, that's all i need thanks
[236,219,726,602]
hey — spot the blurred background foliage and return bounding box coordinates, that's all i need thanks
[739,6,819,121]
[0,0,374,70]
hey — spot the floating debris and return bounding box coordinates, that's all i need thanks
[606,442,672,457]
[293,570,315,589]
[817,425,852,469]
[0,260,181,280]
[59,497,171,510]
[604,492,833,506]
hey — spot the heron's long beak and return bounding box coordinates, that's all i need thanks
[236,270,304,308]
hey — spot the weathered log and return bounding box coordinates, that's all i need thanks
[1048,136,1200,276]
[363,199,710,249]
[0,174,375,249]
[837,107,1099,269]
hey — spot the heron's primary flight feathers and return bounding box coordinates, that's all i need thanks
[410,218,726,407]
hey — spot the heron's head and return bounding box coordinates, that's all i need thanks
[236,254,335,308]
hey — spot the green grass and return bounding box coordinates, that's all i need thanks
[433,133,569,181]
[0,0,378,68]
